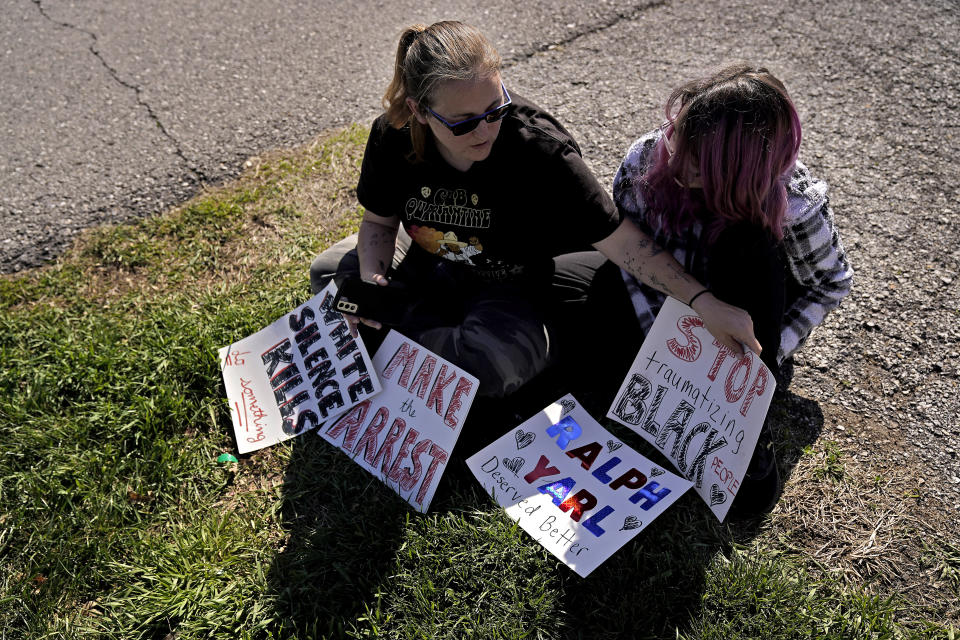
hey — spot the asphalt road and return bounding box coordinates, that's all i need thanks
[3,0,959,509]
[3,0,663,270]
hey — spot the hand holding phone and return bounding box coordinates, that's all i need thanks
[340,289,379,337]
[333,276,411,335]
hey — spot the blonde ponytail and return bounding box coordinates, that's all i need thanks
[382,25,426,128]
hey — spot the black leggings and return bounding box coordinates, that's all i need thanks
[707,223,785,378]
[309,230,554,399]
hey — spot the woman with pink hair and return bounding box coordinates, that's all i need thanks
[609,65,853,517]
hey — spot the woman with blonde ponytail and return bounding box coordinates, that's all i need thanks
[311,21,759,428]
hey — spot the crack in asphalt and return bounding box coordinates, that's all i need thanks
[31,0,208,184]
[502,0,668,67]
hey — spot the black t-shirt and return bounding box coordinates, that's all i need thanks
[356,93,621,284]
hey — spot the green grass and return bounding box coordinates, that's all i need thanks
[1,125,956,639]
[809,441,846,482]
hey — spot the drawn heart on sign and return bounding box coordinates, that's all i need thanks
[559,399,576,416]
[710,484,727,506]
[515,429,535,449]
[620,516,642,531]
[502,456,525,476]
[650,467,665,477]
[606,440,623,453]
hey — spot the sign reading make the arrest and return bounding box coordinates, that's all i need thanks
[318,330,479,513]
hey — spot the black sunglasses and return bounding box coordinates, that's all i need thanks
[425,83,513,136]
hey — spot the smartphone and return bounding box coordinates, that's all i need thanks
[332,277,411,326]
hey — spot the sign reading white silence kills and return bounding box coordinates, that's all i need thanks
[467,394,691,578]
[606,297,776,521]
[319,330,479,513]
[218,282,381,454]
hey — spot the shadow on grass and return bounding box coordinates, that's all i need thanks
[769,387,827,485]
[262,379,824,639]
[265,434,411,638]
[543,386,825,639]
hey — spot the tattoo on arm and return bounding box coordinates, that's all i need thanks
[672,266,695,287]
[624,256,643,279]
[650,273,671,295]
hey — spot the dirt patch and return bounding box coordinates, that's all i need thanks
[770,400,960,624]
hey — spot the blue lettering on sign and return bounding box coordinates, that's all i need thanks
[537,477,576,505]
[546,416,582,450]
[591,456,621,483]
[629,481,672,510]
[582,505,615,537]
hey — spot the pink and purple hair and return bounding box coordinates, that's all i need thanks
[640,65,802,243]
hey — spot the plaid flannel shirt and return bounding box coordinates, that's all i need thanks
[613,130,854,365]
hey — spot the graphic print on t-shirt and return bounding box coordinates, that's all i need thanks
[405,187,491,229]
[404,184,526,280]
[408,226,484,265]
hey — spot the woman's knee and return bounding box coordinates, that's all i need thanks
[471,323,551,398]
[709,225,785,299]
[414,312,551,399]
[710,224,782,277]
[708,223,785,366]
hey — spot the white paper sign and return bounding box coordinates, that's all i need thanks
[318,330,479,513]
[218,282,381,453]
[606,297,776,521]
[467,394,692,578]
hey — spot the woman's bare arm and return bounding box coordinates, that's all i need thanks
[357,210,401,283]
[344,210,401,335]
[593,218,761,356]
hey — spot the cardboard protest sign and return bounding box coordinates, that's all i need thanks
[319,330,479,513]
[467,394,692,578]
[218,282,381,454]
[606,297,776,521]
